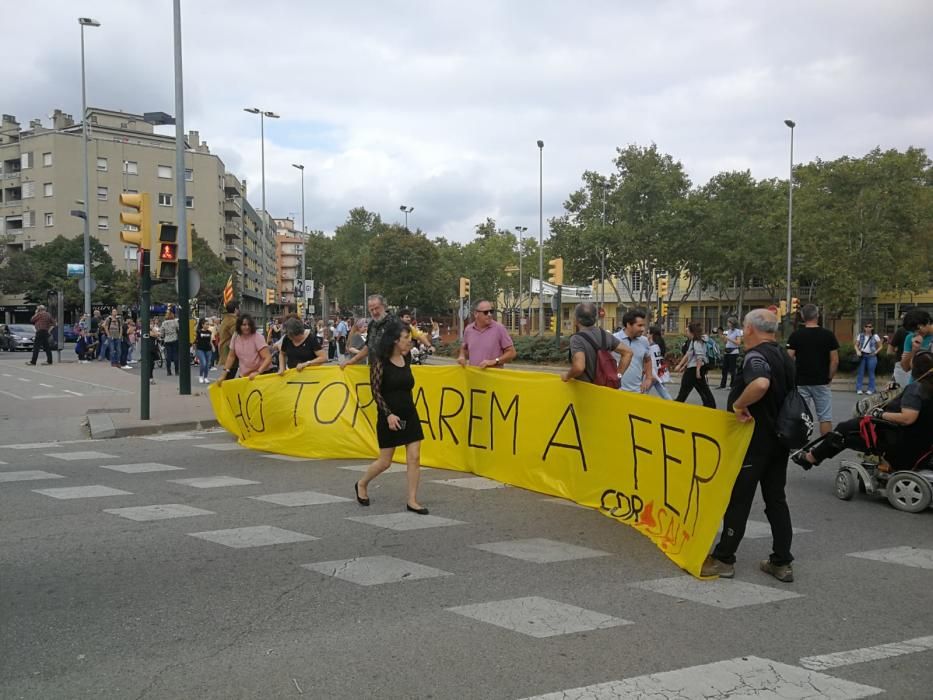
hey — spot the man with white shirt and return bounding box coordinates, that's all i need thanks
[719,317,743,389]
[614,309,654,394]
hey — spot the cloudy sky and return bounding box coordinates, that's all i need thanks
[11,1,932,241]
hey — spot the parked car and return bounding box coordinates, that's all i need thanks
[0,324,15,351]
[62,324,79,342]
[5,324,36,351]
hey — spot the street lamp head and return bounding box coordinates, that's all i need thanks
[264,111,280,119]
[537,140,544,149]
[78,17,101,26]
[291,163,304,170]
[243,107,260,114]
[784,119,796,129]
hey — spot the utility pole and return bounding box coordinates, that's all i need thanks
[173,0,191,395]
[140,248,152,419]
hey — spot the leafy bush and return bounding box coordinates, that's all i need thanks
[436,335,570,364]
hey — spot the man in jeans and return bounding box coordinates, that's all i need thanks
[28,304,55,366]
[702,309,795,582]
[787,304,839,435]
[104,308,124,368]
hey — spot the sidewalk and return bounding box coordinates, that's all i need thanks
[39,354,862,441]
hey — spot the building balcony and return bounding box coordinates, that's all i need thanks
[223,221,242,239]
[223,244,243,260]
[223,173,241,196]
[224,198,241,217]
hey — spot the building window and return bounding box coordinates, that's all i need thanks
[184,168,193,181]
[631,269,643,292]
[43,182,53,197]
[123,160,138,175]
[185,196,194,209]
[44,213,54,227]
[96,157,108,171]
[124,246,138,261]
[42,152,53,167]
[158,193,173,206]
[21,152,32,169]
[22,182,35,199]
[98,216,109,230]
[125,188,138,195]
[23,211,35,228]
[157,165,172,179]
[97,186,108,201]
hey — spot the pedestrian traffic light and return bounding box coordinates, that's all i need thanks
[459,276,471,298]
[155,224,179,280]
[658,274,669,297]
[791,297,799,315]
[119,192,151,252]
[547,257,564,285]
[778,300,787,319]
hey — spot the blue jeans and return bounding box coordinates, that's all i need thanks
[109,337,122,366]
[649,380,672,400]
[196,349,211,379]
[857,354,877,392]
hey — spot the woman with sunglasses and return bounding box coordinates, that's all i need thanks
[278,317,326,373]
[855,322,882,395]
[216,314,271,386]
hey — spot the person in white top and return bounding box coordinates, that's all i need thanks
[719,317,743,389]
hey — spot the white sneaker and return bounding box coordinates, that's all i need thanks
[856,390,864,395]
[198,377,204,384]
[122,365,132,369]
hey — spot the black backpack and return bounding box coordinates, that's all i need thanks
[757,343,814,449]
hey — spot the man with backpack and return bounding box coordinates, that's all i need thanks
[562,303,633,386]
[702,309,797,583]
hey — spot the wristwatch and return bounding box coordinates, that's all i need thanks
[494,357,501,366]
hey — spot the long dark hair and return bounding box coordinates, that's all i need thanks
[197,317,209,332]
[649,325,666,355]
[236,314,256,335]
[370,317,409,416]
[688,321,704,342]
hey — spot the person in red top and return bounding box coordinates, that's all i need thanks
[28,305,55,366]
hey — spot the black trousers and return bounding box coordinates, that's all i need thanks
[675,368,717,408]
[719,353,739,388]
[713,448,793,566]
[811,417,922,470]
[31,329,53,364]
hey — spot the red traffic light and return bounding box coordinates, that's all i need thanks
[159,242,177,261]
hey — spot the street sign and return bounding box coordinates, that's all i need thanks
[459,302,469,320]
[174,268,200,297]
[77,276,96,293]
[67,263,85,278]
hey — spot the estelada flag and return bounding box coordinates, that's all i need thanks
[222,274,234,306]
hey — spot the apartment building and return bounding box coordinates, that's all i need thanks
[0,108,276,311]
[274,217,303,308]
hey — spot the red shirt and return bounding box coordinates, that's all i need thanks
[31,311,53,331]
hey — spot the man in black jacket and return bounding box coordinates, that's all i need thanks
[702,309,796,583]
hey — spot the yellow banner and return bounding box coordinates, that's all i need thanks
[210,366,753,576]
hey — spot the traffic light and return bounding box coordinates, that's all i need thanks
[459,276,471,298]
[296,300,304,317]
[661,302,669,317]
[791,297,800,315]
[155,224,179,280]
[778,300,787,319]
[547,257,564,285]
[119,192,151,252]
[265,288,275,305]
[549,315,557,333]
[658,274,669,298]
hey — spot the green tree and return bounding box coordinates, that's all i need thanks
[0,235,117,309]
[362,225,445,312]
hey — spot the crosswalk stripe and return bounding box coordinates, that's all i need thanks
[799,636,933,671]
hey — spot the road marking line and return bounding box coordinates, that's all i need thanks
[31,394,72,399]
[0,389,24,400]
[39,383,54,388]
[17,377,30,382]
[16,366,133,394]
[799,635,933,671]
[1,373,12,377]
[0,439,102,449]
[62,390,84,396]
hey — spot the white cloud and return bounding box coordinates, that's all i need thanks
[8,0,933,241]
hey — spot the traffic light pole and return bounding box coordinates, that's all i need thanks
[555,284,562,347]
[140,250,151,420]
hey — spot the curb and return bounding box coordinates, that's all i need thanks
[87,415,221,439]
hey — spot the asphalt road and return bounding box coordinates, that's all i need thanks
[1,385,931,699]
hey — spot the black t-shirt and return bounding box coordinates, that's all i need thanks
[787,326,839,385]
[195,329,214,352]
[90,316,100,333]
[281,332,322,369]
[728,341,793,454]
[890,327,908,362]
[885,382,933,467]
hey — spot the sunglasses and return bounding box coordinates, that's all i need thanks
[477,309,494,315]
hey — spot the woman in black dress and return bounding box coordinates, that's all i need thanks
[277,317,326,373]
[354,317,429,514]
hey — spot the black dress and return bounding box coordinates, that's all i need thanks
[374,356,424,448]
[281,332,323,369]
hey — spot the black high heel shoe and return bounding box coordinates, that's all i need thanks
[354,481,370,506]
[406,504,429,515]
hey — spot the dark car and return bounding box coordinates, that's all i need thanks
[6,324,36,351]
[0,324,15,351]
[62,324,79,342]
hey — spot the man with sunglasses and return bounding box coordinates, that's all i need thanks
[458,300,516,369]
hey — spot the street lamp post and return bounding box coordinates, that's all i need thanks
[514,226,527,334]
[292,163,305,316]
[399,205,414,229]
[537,139,544,335]
[244,107,279,328]
[784,119,795,331]
[78,17,100,317]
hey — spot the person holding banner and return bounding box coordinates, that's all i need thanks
[702,309,796,583]
[354,317,429,515]
[278,317,326,372]
[342,294,394,368]
[458,300,516,369]
[216,314,272,385]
